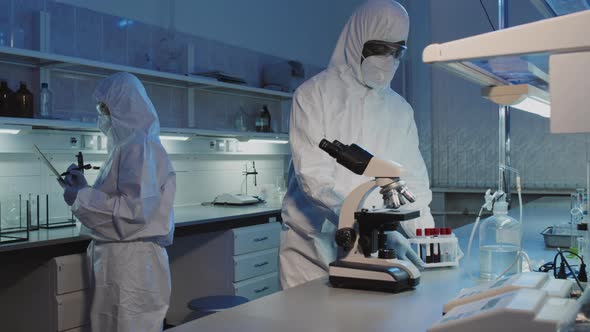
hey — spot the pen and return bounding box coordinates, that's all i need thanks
[61,165,100,177]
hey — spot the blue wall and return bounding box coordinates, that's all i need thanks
[427,0,589,190]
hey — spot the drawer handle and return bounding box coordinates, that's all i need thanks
[254,261,269,268]
[254,286,269,294]
[253,236,268,242]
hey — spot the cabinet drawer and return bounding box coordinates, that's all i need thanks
[233,248,278,282]
[234,272,280,301]
[53,253,89,295]
[232,222,281,255]
[55,290,90,331]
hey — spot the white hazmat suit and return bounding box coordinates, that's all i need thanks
[67,72,176,331]
[279,0,434,289]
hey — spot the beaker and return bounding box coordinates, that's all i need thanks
[0,194,22,231]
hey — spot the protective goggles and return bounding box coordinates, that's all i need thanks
[96,102,110,115]
[362,40,407,60]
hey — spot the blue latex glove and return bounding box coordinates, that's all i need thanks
[386,231,425,270]
[62,164,88,206]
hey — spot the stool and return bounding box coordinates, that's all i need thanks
[187,295,249,317]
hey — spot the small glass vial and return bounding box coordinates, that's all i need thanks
[39,82,53,119]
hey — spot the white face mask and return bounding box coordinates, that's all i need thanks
[360,55,400,90]
[97,113,112,136]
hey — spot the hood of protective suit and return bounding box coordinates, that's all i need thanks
[329,0,409,85]
[93,72,160,142]
[74,72,176,245]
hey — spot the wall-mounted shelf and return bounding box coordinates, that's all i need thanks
[0,116,96,131]
[0,46,293,101]
[422,10,590,90]
[170,128,289,141]
[0,116,289,141]
[0,47,293,140]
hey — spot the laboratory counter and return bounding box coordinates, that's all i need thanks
[0,202,282,254]
[0,202,284,332]
[168,196,572,332]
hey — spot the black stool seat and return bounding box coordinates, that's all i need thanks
[188,295,249,313]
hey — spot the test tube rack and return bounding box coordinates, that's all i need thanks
[409,232,462,268]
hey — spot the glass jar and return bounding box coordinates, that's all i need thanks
[479,201,522,280]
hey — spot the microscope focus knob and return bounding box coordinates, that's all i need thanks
[378,249,396,259]
[335,228,356,250]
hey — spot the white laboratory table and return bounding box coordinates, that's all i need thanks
[0,202,282,253]
[168,196,572,332]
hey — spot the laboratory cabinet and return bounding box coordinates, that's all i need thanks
[0,1,295,139]
[41,253,91,332]
[0,252,91,332]
[167,221,282,326]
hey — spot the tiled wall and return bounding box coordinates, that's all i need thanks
[0,150,287,230]
[172,155,286,206]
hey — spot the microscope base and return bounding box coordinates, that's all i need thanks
[329,260,419,293]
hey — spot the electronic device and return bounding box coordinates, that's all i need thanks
[429,288,578,332]
[443,272,574,314]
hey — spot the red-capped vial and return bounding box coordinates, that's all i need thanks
[415,229,424,261]
[433,229,441,262]
[425,228,433,263]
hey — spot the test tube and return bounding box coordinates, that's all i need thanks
[416,229,423,262]
[433,228,441,263]
[441,227,452,262]
[425,228,433,263]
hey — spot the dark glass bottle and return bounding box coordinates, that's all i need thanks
[15,81,33,118]
[256,105,271,132]
[0,81,16,117]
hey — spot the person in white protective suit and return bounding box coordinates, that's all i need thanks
[61,72,176,332]
[279,0,434,289]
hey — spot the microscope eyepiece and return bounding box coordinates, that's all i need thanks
[318,139,373,175]
[319,139,341,159]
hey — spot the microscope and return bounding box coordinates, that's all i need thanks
[319,139,421,293]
